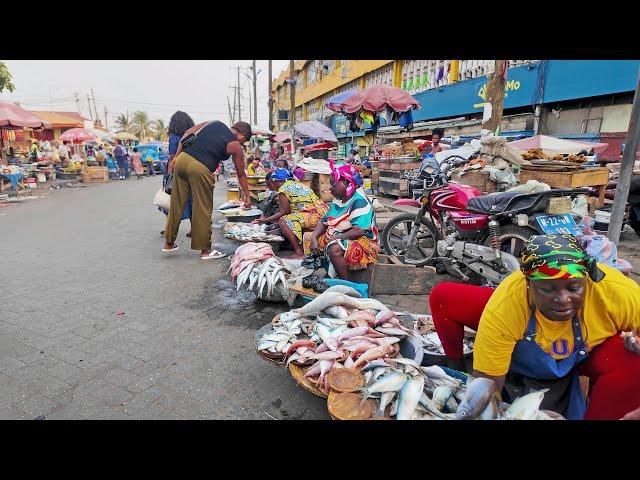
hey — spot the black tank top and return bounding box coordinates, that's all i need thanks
[183,121,236,172]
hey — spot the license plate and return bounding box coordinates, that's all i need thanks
[535,214,582,236]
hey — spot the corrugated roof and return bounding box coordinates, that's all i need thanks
[30,111,84,128]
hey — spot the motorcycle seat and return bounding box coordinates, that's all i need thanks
[467,191,541,215]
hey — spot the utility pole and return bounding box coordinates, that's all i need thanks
[253,60,258,125]
[104,106,109,131]
[227,96,234,125]
[608,67,640,245]
[268,60,273,131]
[232,87,237,123]
[91,89,98,124]
[290,60,296,152]
[237,66,242,122]
[74,91,81,114]
[248,87,252,128]
[86,94,94,122]
[482,60,507,136]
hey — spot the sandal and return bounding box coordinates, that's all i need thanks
[162,244,178,253]
[201,250,226,260]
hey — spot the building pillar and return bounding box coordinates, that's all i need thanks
[393,60,403,88]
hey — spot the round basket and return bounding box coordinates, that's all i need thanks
[254,323,285,365]
[326,368,365,393]
[289,363,329,398]
[327,391,375,420]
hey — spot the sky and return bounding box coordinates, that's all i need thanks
[1,60,291,130]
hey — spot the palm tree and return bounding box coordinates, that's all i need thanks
[153,119,168,142]
[131,111,152,142]
[114,113,131,132]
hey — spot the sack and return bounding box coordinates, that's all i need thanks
[154,188,171,210]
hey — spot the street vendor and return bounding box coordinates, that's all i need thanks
[252,167,328,258]
[428,234,640,420]
[307,161,379,280]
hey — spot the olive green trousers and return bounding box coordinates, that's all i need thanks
[165,152,215,251]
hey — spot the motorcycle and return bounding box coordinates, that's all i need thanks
[381,155,589,285]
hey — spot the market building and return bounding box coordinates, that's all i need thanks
[272,60,640,162]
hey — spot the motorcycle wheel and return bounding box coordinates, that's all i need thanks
[382,213,439,267]
[484,224,537,258]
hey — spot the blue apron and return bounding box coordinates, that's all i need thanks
[509,309,588,420]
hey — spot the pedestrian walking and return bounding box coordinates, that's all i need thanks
[163,120,252,260]
[131,147,144,179]
[114,140,128,180]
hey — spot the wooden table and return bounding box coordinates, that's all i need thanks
[518,167,609,207]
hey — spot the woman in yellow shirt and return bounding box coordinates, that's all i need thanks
[429,234,640,420]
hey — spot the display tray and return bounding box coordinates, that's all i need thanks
[254,323,286,365]
[289,363,329,398]
[327,391,375,420]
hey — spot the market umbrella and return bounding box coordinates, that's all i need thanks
[0,100,47,129]
[341,85,421,114]
[325,90,359,113]
[89,129,114,144]
[111,131,138,141]
[60,128,97,144]
[293,120,338,143]
[508,135,609,154]
[251,125,274,136]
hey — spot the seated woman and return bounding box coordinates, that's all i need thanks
[255,173,280,220]
[253,168,328,258]
[429,234,640,420]
[307,161,379,279]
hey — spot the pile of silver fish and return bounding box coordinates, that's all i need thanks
[229,243,290,300]
[225,223,284,242]
[417,331,474,356]
[360,363,564,420]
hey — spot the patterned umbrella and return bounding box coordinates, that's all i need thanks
[60,128,97,144]
[325,90,359,113]
[341,85,420,114]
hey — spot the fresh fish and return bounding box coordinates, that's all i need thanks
[504,389,549,420]
[361,359,391,372]
[375,327,408,337]
[293,292,387,317]
[323,306,350,320]
[259,333,291,342]
[285,340,316,357]
[419,393,456,419]
[536,410,565,420]
[432,385,455,412]
[322,285,362,298]
[371,366,388,382]
[389,399,399,417]
[373,391,396,417]
[387,357,423,370]
[361,371,409,401]
[445,395,458,413]
[338,326,370,341]
[374,309,396,326]
[308,350,346,361]
[257,340,277,351]
[421,365,450,381]
[352,345,395,369]
[372,337,401,347]
[456,377,498,420]
[276,338,290,352]
[476,397,499,420]
[396,375,425,420]
[344,356,355,368]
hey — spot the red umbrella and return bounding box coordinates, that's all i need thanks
[341,85,420,114]
[0,100,46,129]
[60,128,97,144]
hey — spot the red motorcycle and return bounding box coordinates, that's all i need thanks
[381,156,588,284]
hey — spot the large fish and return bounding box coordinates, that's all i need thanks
[361,371,409,401]
[322,306,350,320]
[456,377,498,420]
[323,285,363,298]
[352,345,395,369]
[503,389,549,420]
[293,292,388,317]
[396,375,425,420]
[432,385,455,412]
[373,391,396,417]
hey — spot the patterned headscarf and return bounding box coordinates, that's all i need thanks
[520,234,605,282]
[329,160,363,197]
[272,168,293,181]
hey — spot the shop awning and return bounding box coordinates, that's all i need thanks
[30,111,83,128]
[0,100,47,129]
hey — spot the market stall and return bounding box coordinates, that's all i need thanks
[60,128,108,183]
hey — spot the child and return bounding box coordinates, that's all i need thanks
[247,156,264,176]
[106,153,118,180]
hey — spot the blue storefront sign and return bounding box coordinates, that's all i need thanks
[412,60,640,122]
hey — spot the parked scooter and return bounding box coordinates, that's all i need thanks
[381,155,589,285]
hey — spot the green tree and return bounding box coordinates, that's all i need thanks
[0,61,15,94]
[153,119,168,142]
[114,113,132,132]
[131,110,152,142]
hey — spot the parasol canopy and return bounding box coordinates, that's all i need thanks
[508,135,609,154]
[0,100,46,129]
[111,131,138,141]
[251,125,274,136]
[293,121,338,143]
[341,85,421,114]
[325,90,359,113]
[60,128,97,144]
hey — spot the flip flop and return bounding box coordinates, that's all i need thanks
[162,245,178,253]
[201,250,226,260]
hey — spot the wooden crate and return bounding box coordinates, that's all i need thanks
[379,161,421,171]
[518,167,609,206]
[451,169,497,194]
[81,166,108,183]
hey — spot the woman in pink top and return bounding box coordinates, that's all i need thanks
[131,147,144,179]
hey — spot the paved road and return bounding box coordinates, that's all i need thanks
[0,177,328,419]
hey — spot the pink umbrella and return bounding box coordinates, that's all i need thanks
[341,85,421,114]
[0,100,46,129]
[60,128,97,144]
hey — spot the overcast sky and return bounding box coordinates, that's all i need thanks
[1,60,291,130]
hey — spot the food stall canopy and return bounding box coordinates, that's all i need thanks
[0,101,47,129]
[293,121,338,144]
[508,134,609,154]
[341,85,421,114]
[325,90,359,113]
[111,131,139,141]
[60,128,97,144]
[251,125,274,136]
